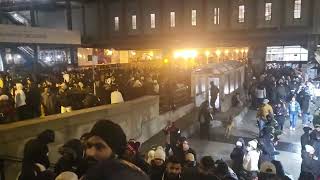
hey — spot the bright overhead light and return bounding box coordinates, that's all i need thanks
[45,56,51,61]
[215,49,221,56]
[224,49,229,55]
[205,51,210,57]
[57,55,62,59]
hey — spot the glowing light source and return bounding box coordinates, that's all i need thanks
[174,50,198,59]
[149,51,154,57]
[57,55,62,59]
[241,49,245,53]
[205,51,210,57]
[130,51,136,56]
[244,48,249,53]
[106,49,113,56]
[224,49,229,55]
[16,54,21,59]
[215,49,221,56]
[164,59,169,64]
[235,49,239,54]
[45,56,51,61]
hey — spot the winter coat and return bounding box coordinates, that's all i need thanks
[15,89,26,108]
[301,133,311,151]
[242,149,260,172]
[288,101,301,114]
[149,163,165,180]
[18,163,55,180]
[257,104,274,120]
[301,95,311,114]
[41,92,57,115]
[230,147,245,174]
[132,155,151,175]
[259,136,277,163]
[83,158,149,180]
[255,87,266,99]
[300,151,320,179]
[276,85,287,100]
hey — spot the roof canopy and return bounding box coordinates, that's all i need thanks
[193,61,243,75]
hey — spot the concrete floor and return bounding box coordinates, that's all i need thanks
[189,110,303,180]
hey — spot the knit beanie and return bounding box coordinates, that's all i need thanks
[89,120,127,156]
[185,153,195,162]
[147,150,155,164]
[154,146,166,161]
[55,171,78,180]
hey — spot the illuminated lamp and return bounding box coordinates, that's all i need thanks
[164,59,169,64]
[190,50,197,59]
[224,49,229,55]
[235,49,239,54]
[16,54,21,59]
[205,50,210,57]
[131,51,136,56]
[149,51,154,57]
[245,48,249,53]
[106,49,113,56]
[174,51,181,59]
[215,49,221,57]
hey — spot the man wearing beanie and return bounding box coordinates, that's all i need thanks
[83,120,149,180]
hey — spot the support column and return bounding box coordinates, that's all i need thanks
[66,0,73,30]
[30,1,36,26]
[81,0,87,38]
[33,45,40,74]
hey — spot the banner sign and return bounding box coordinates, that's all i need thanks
[0,24,81,45]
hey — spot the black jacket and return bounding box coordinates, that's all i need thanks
[149,163,165,180]
[230,147,245,173]
[83,158,150,180]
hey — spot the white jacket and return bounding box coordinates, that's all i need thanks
[255,88,266,99]
[243,150,260,172]
[15,90,26,108]
[111,90,124,104]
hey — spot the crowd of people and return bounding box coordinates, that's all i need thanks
[19,116,320,180]
[0,62,190,123]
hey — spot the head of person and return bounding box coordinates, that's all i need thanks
[291,96,296,102]
[123,139,140,162]
[215,160,229,177]
[182,140,190,152]
[303,127,312,134]
[55,171,78,180]
[85,120,127,166]
[185,153,196,167]
[80,132,91,146]
[165,156,182,180]
[153,146,166,167]
[58,139,83,162]
[247,140,258,151]
[259,161,278,180]
[198,156,215,175]
[263,99,269,105]
[37,129,55,145]
[235,138,244,148]
[315,124,320,132]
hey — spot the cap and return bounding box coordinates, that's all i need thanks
[154,146,166,161]
[260,161,277,175]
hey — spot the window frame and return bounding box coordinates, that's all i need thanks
[265,2,272,21]
[150,13,156,29]
[170,11,175,27]
[214,7,220,25]
[294,0,302,19]
[191,9,197,26]
[131,15,137,30]
[114,16,119,31]
[238,5,245,23]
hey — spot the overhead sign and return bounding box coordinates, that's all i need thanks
[0,24,81,45]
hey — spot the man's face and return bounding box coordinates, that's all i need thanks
[85,136,113,163]
[166,162,182,179]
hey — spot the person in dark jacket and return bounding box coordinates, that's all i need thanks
[83,120,149,180]
[274,100,287,131]
[301,127,312,152]
[210,81,219,110]
[26,82,41,118]
[214,159,238,180]
[271,160,291,180]
[301,93,312,126]
[259,134,279,164]
[149,146,166,180]
[54,139,87,178]
[197,156,219,180]
[173,139,197,165]
[198,100,213,140]
[310,125,320,158]
[18,129,55,180]
[299,145,320,180]
[230,138,246,176]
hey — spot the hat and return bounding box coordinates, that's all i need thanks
[260,161,277,175]
[236,141,243,147]
[127,139,141,154]
[89,120,127,156]
[55,171,78,180]
[248,140,258,149]
[263,99,269,104]
[185,153,195,162]
[154,146,166,161]
[305,145,315,154]
[303,126,312,133]
[147,149,155,164]
[0,95,9,101]
[252,77,256,80]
